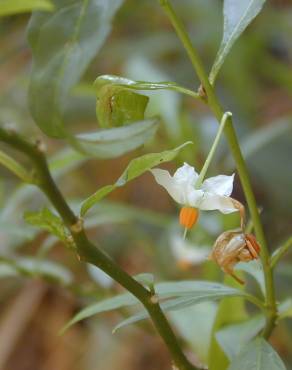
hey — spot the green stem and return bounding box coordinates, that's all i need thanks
[0,127,198,370]
[159,0,277,338]
[196,111,231,188]
[271,236,292,269]
[0,149,32,183]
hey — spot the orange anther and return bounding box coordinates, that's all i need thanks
[179,207,199,230]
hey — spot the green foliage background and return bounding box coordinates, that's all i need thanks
[0,0,291,369]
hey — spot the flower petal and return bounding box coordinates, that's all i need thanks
[187,188,204,207]
[199,194,238,214]
[202,174,234,196]
[150,168,184,204]
[173,163,199,186]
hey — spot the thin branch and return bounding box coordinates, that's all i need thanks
[271,236,292,269]
[0,126,198,370]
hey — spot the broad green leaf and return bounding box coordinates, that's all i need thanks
[96,84,149,128]
[24,208,74,247]
[94,74,200,99]
[0,0,53,16]
[209,0,266,84]
[71,119,158,158]
[227,338,286,370]
[61,292,139,334]
[28,0,123,138]
[80,141,192,216]
[169,302,217,364]
[216,315,265,360]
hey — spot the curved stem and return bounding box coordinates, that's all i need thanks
[159,0,277,338]
[0,127,198,370]
[271,236,292,269]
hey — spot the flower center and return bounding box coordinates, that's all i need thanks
[179,207,199,230]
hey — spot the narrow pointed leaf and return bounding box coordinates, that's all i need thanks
[113,281,250,332]
[72,119,158,158]
[61,292,139,334]
[80,141,192,216]
[24,208,74,247]
[209,0,266,84]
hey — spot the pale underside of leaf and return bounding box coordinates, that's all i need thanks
[209,0,266,84]
[227,338,286,370]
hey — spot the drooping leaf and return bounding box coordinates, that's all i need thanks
[0,0,53,16]
[209,0,266,84]
[28,0,123,138]
[24,208,74,248]
[96,84,149,128]
[71,119,158,158]
[94,74,200,99]
[80,141,192,216]
[227,338,286,370]
[61,292,139,334]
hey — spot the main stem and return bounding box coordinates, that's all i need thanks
[159,0,277,337]
[0,127,197,370]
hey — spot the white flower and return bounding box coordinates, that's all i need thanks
[150,162,237,214]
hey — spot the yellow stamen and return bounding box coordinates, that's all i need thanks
[179,207,199,230]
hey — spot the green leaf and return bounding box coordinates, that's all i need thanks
[133,273,155,289]
[235,260,265,296]
[80,141,192,216]
[24,208,74,247]
[169,302,217,364]
[209,0,266,84]
[0,149,33,183]
[71,119,159,158]
[28,0,123,138]
[96,84,149,128]
[113,281,249,333]
[0,257,72,285]
[208,276,248,370]
[94,74,200,99]
[227,338,286,370]
[0,0,53,16]
[61,292,139,334]
[216,315,265,360]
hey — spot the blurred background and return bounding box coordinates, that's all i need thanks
[0,0,292,369]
